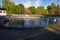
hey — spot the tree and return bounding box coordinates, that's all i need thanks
[2,0,25,14]
[37,6,45,15]
[2,0,10,14]
[44,10,49,15]
[47,6,51,13]
[29,6,37,14]
[9,1,16,14]
[54,4,60,15]
[12,5,19,14]
[18,4,25,14]
[47,3,56,15]
[2,0,16,14]
[57,4,60,9]
[25,8,31,15]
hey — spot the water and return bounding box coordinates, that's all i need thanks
[6,18,48,28]
[23,18,48,28]
[5,17,60,28]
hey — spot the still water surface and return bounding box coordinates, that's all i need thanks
[5,17,60,28]
[7,18,48,28]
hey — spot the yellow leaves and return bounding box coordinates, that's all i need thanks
[25,8,31,15]
[44,10,49,15]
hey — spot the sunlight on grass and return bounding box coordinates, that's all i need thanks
[50,23,60,31]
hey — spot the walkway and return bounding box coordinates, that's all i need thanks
[0,27,60,40]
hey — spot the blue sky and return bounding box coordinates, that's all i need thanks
[0,0,2,7]
[0,0,60,8]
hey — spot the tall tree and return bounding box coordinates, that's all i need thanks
[47,3,56,15]
[29,6,37,14]
[9,1,16,14]
[44,10,49,15]
[18,4,25,14]
[56,4,60,9]
[47,6,51,13]
[54,4,60,15]
[2,0,16,14]
[25,8,31,15]
[37,6,45,15]
[2,0,10,14]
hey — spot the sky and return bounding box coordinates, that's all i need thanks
[0,0,60,8]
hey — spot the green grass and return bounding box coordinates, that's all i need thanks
[49,24,60,31]
[50,26,57,30]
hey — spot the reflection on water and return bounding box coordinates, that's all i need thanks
[7,18,48,28]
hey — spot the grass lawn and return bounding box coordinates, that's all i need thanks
[49,23,60,31]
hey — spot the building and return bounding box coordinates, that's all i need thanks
[0,8,7,16]
[0,8,8,26]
